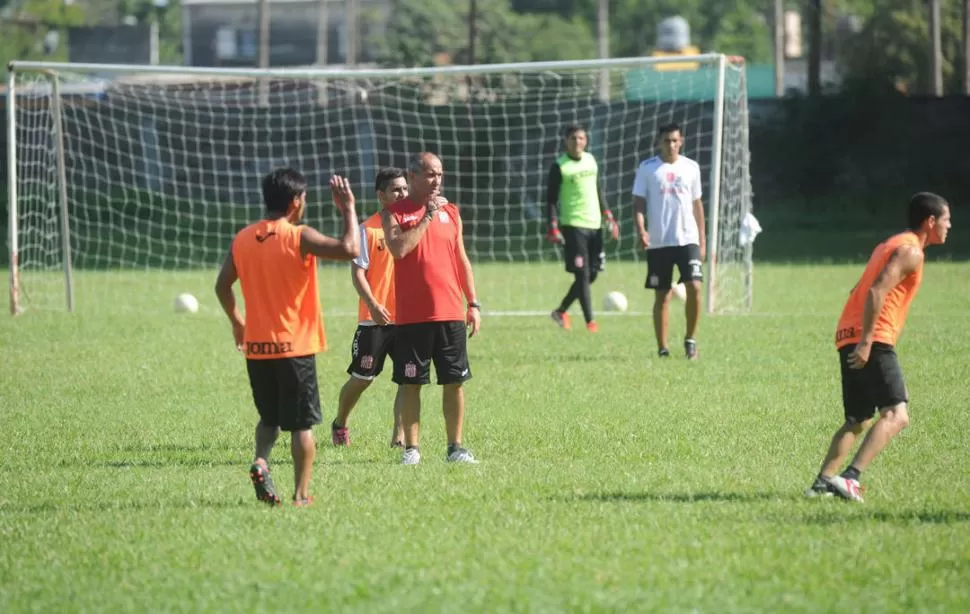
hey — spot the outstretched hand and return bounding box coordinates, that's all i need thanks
[330,175,356,212]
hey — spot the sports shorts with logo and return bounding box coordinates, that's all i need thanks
[393,321,472,386]
[346,324,396,380]
[246,355,322,431]
[645,243,703,290]
[838,342,908,424]
[562,225,605,274]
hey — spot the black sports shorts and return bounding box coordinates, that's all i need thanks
[246,355,322,431]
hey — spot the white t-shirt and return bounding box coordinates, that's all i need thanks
[631,155,703,249]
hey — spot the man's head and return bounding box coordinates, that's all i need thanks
[374,166,408,207]
[262,167,308,220]
[407,152,443,202]
[657,123,683,161]
[564,124,587,158]
[908,192,951,245]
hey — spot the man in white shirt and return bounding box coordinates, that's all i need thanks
[631,123,706,360]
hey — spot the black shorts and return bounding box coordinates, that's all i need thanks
[562,225,605,274]
[645,244,703,290]
[346,324,395,380]
[246,355,322,431]
[393,321,472,386]
[839,342,909,423]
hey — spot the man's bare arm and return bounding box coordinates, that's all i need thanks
[693,198,706,257]
[456,217,478,305]
[301,212,360,261]
[381,207,434,260]
[214,250,243,325]
[859,245,924,344]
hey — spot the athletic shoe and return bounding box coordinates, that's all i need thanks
[551,310,571,330]
[401,447,421,465]
[249,463,281,506]
[586,321,599,333]
[685,338,698,360]
[658,348,670,358]
[826,475,864,503]
[331,421,349,446]
[804,476,836,498]
[446,447,478,463]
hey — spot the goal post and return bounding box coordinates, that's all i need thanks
[6,55,754,316]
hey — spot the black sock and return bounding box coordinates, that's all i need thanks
[447,442,461,455]
[841,466,861,481]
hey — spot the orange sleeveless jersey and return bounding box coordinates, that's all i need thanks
[232,218,326,359]
[835,231,924,349]
[356,212,396,323]
[387,198,465,325]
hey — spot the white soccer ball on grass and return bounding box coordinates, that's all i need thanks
[602,291,629,313]
[174,293,199,313]
[671,283,687,301]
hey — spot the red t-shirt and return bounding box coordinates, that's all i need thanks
[387,198,465,324]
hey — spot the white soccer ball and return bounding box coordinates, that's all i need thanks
[672,283,687,301]
[602,290,629,313]
[174,293,199,314]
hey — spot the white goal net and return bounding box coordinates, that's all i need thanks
[6,56,753,317]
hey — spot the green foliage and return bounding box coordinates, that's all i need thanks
[116,0,183,64]
[0,0,86,66]
[375,0,595,66]
[838,0,965,95]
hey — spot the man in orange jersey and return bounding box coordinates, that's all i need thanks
[331,167,409,448]
[382,152,481,465]
[806,193,951,502]
[215,168,360,506]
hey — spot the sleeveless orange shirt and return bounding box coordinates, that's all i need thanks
[232,218,326,358]
[835,231,923,349]
[355,212,396,324]
[387,198,465,325]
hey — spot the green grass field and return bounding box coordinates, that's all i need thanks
[2,261,969,612]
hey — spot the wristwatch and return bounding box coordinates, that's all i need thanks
[468,301,481,310]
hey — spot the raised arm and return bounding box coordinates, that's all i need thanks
[456,215,481,337]
[300,175,360,260]
[214,248,245,350]
[381,205,435,260]
[848,244,924,368]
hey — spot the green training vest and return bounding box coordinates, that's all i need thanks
[556,152,600,229]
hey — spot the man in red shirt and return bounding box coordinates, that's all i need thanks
[382,152,481,465]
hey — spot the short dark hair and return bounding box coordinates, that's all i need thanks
[374,167,406,192]
[564,124,585,138]
[908,192,948,231]
[407,152,440,175]
[657,123,681,137]
[261,167,307,213]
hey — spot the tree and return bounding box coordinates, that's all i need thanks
[838,0,965,95]
[0,0,86,67]
[374,0,595,67]
[116,0,183,64]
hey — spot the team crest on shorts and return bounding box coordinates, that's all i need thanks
[360,355,374,369]
[574,255,585,268]
[404,362,418,378]
[650,274,659,286]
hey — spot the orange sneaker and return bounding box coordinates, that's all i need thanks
[551,310,571,330]
[586,321,599,332]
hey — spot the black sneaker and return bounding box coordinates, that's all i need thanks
[804,476,836,498]
[658,348,670,358]
[684,338,698,360]
[249,463,281,506]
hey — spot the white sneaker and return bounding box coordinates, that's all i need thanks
[446,447,478,463]
[401,447,421,465]
[825,475,864,503]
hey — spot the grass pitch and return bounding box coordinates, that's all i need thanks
[2,262,969,612]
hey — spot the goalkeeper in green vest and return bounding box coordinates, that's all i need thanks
[547,124,619,332]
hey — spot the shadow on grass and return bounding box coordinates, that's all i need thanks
[558,491,782,504]
[800,509,970,525]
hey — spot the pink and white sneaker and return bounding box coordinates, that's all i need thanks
[825,475,864,503]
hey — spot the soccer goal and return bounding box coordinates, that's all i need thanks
[6,56,753,317]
